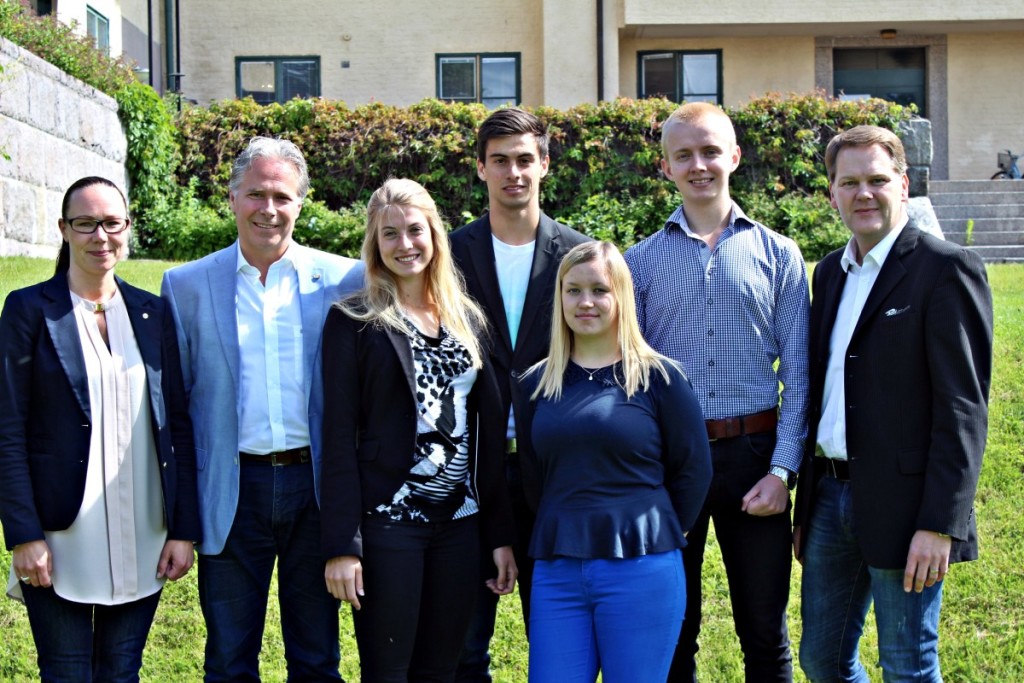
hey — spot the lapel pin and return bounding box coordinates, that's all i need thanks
[312,273,321,282]
[142,313,149,319]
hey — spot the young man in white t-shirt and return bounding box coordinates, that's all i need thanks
[449,108,590,682]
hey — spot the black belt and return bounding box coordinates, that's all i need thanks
[819,456,850,481]
[240,447,311,466]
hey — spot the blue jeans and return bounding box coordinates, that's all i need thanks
[799,475,944,683]
[198,460,341,682]
[529,550,685,683]
[671,432,794,682]
[354,515,481,682]
[21,584,161,683]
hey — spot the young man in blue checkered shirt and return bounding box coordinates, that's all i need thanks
[624,102,810,682]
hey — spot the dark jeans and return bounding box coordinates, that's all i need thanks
[198,460,341,682]
[455,458,535,683]
[22,584,162,683]
[353,514,481,682]
[669,432,794,682]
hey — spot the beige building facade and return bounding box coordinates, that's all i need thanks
[41,0,1024,180]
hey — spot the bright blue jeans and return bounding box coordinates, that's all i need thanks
[198,460,341,682]
[799,476,944,683]
[529,550,685,683]
[21,584,161,683]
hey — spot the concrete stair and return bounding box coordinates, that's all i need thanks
[930,179,1024,263]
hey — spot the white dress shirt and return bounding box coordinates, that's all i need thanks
[492,234,535,439]
[236,247,309,454]
[817,220,907,460]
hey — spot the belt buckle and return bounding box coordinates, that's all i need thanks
[269,451,285,466]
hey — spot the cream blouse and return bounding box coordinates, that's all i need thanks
[7,288,167,604]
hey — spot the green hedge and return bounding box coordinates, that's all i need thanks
[173,93,910,260]
[3,0,913,262]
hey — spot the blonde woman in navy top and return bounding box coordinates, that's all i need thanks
[516,241,712,683]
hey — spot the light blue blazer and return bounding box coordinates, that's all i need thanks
[161,241,363,554]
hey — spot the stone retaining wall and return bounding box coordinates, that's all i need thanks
[0,36,127,258]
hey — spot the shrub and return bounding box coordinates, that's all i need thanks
[1,0,179,235]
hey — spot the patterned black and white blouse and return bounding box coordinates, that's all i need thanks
[371,322,480,523]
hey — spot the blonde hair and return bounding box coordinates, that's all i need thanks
[531,241,681,400]
[337,178,488,367]
[660,101,737,154]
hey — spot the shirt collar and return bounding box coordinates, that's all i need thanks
[665,202,755,238]
[839,217,908,273]
[235,242,301,275]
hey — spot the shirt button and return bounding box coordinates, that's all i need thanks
[709,391,716,398]
[707,299,713,306]
[708,360,715,367]
[708,329,714,336]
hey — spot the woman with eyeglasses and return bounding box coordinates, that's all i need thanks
[0,177,200,680]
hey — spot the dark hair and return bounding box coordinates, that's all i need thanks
[475,108,549,162]
[824,125,908,181]
[56,176,129,275]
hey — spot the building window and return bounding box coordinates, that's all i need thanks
[86,6,110,55]
[437,54,520,108]
[638,50,722,104]
[833,48,926,116]
[236,57,321,104]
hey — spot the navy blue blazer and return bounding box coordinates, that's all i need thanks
[0,271,201,550]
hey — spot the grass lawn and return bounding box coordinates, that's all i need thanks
[1,257,1022,681]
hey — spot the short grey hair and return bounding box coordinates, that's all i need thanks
[228,136,311,200]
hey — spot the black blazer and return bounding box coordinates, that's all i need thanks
[0,272,201,550]
[794,226,993,568]
[319,306,515,560]
[449,212,590,426]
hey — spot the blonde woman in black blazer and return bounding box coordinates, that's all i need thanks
[321,178,516,682]
[0,177,200,681]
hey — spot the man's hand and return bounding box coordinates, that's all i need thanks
[742,474,790,516]
[12,540,53,588]
[904,530,952,593]
[486,546,518,595]
[325,555,364,609]
[157,540,196,580]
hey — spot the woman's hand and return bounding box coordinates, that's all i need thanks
[486,546,517,595]
[12,540,53,588]
[157,540,196,581]
[325,555,364,609]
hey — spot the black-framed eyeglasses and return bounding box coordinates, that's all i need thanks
[64,216,130,234]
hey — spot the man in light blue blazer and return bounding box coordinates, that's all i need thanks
[161,137,363,681]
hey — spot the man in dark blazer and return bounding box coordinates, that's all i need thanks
[794,126,993,682]
[451,108,590,682]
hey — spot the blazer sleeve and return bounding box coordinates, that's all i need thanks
[473,357,516,552]
[159,297,201,543]
[656,366,713,536]
[320,306,366,559]
[0,290,46,549]
[917,249,993,539]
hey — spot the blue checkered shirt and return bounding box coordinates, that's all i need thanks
[624,203,810,473]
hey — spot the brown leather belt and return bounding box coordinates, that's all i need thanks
[705,408,778,441]
[240,447,311,466]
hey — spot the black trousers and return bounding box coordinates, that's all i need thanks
[669,431,794,683]
[455,458,534,683]
[354,514,481,683]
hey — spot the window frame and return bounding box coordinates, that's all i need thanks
[637,49,723,104]
[235,56,322,104]
[435,52,521,108]
[85,5,110,55]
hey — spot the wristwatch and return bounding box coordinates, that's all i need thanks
[768,465,796,490]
